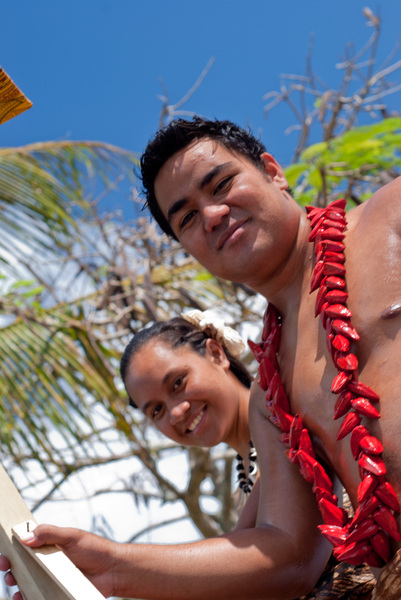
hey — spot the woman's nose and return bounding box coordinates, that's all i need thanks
[170,400,190,425]
[202,202,230,232]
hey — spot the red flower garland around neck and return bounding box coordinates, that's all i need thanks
[249,198,401,568]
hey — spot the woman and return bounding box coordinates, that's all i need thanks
[1,313,375,600]
[120,311,255,494]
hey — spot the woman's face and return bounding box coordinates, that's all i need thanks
[124,337,244,448]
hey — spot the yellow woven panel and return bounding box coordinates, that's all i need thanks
[0,66,32,125]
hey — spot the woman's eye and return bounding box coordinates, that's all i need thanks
[214,176,233,195]
[173,375,184,391]
[151,404,163,420]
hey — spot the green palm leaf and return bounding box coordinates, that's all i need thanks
[0,140,139,270]
[0,300,123,467]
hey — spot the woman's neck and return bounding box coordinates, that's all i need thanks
[228,384,251,459]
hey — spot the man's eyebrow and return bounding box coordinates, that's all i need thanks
[167,198,188,224]
[167,162,232,224]
[199,162,232,189]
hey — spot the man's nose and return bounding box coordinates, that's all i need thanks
[202,202,230,232]
[170,400,190,425]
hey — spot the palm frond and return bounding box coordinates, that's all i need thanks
[0,299,126,468]
[0,141,139,270]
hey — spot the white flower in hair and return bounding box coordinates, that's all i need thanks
[182,309,245,358]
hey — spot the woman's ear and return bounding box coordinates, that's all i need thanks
[260,152,289,191]
[205,338,230,370]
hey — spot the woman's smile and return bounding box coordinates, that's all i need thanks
[186,406,207,433]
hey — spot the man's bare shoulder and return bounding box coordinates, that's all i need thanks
[349,176,401,230]
[365,176,401,209]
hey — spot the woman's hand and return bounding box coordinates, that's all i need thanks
[0,554,23,600]
[1,524,118,598]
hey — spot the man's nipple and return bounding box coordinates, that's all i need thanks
[380,303,401,319]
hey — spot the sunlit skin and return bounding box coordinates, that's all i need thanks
[154,139,305,292]
[155,139,401,528]
[124,337,251,459]
[0,333,332,600]
[5,139,401,598]
[0,332,333,600]
[250,179,401,551]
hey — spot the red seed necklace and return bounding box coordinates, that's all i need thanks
[249,198,401,568]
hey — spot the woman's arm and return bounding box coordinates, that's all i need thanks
[1,415,330,600]
[1,381,332,600]
[7,516,326,600]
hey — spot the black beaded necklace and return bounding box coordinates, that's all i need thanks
[236,440,257,494]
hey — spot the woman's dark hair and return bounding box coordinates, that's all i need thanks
[140,116,268,240]
[120,317,253,408]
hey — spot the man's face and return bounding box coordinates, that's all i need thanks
[154,139,296,289]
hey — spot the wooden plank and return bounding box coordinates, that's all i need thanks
[0,463,105,600]
[0,67,33,124]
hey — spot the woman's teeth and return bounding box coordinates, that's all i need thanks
[187,409,205,432]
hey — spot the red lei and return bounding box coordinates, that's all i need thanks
[249,199,401,567]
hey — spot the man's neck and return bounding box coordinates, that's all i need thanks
[255,210,313,316]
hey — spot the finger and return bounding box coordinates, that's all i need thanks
[18,524,77,548]
[5,570,17,586]
[0,555,11,571]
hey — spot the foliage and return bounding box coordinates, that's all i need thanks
[285,117,401,207]
[0,139,261,548]
[0,141,138,274]
[264,8,401,207]
[264,8,401,161]
[1,10,401,576]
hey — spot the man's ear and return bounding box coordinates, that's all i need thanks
[260,152,289,191]
[205,338,230,370]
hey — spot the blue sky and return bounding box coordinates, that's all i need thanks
[1,1,401,174]
[1,0,401,548]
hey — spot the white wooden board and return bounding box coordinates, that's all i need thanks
[0,463,105,600]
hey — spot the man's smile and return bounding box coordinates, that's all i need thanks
[217,218,249,250]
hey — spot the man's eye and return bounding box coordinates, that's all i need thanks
[214,176,233,195]
[179,210,197,230]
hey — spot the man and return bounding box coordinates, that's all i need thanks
[140,116,401,595]
[3,116,397,599]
